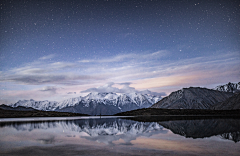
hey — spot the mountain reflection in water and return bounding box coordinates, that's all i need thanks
[0,118,167,145]
[0,117,240,156]
[158,118,240,143]
[1,118,240,143]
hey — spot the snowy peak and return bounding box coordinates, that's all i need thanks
[8,92,162,115]
[214,82,240,93]
[82,92,161,105]
[127,92,160,104]
[118,93,146,106]
[11,99,59,111]
[57,96,83,109]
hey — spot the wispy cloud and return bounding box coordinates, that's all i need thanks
[0,50,239,103]
[39,54,56,60]
[0,51,169,86]
[67,92,76,94]
[78,50,168,63]
[1,73,105,85]
[39,86,58,93]
[81,82,166,96]
[0,60,104,85]
[1,51,239,87]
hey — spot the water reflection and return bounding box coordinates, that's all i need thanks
[1,118,240,143]
[37,136,56,144]
[0,117,240,155]
[157,118,240,142]
[0,118,167,145]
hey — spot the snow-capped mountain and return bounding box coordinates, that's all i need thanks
[214,82,240,93]
[8,92,161,115]
[10,99,59,111]
[150,87,233,109]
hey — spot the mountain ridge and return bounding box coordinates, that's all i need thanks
[6,92,161,115]
[150,87,233,109]
[214,82,240,93]
[3,82,240,115]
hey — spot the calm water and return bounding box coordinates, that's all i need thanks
[0,116,239,156]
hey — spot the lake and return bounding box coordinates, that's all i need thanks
[0,116,239,156]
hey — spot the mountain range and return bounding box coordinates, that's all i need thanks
[7,92,161,115]
[2,82,240,115]
[151,82,240,110]
[150,87,234,109]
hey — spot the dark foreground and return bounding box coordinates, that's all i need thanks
[1,107,240,118]
[0,108,88,118]
[115,108,240,116]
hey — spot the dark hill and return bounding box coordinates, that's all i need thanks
[0,108,89,118]
[115,108,240,116]
[151,87,233,109]
[215,93,240,110]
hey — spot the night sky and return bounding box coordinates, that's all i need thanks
[0,0,240,104]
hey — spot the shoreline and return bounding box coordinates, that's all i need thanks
[1,108,240,119]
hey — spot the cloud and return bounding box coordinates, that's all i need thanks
[138,89,166,96]
[67,92,76,94]
[117,82,132,86]
[81,82,166,96]
[78,50,168,63]
[0,60,106,85]
[0,50,178,86]
[78,60,91,63]
[39,86,58,93]
[50,62,77,69]
[2,74,96,85]
[39,54,56,60]
[10,61,76,74]
[0,50,239,104]
[78,54,135,63]
[81,82,120,93]
[1,51,239,88]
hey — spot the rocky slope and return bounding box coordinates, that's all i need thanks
[214,93,240,110]
[150,87,233,109]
